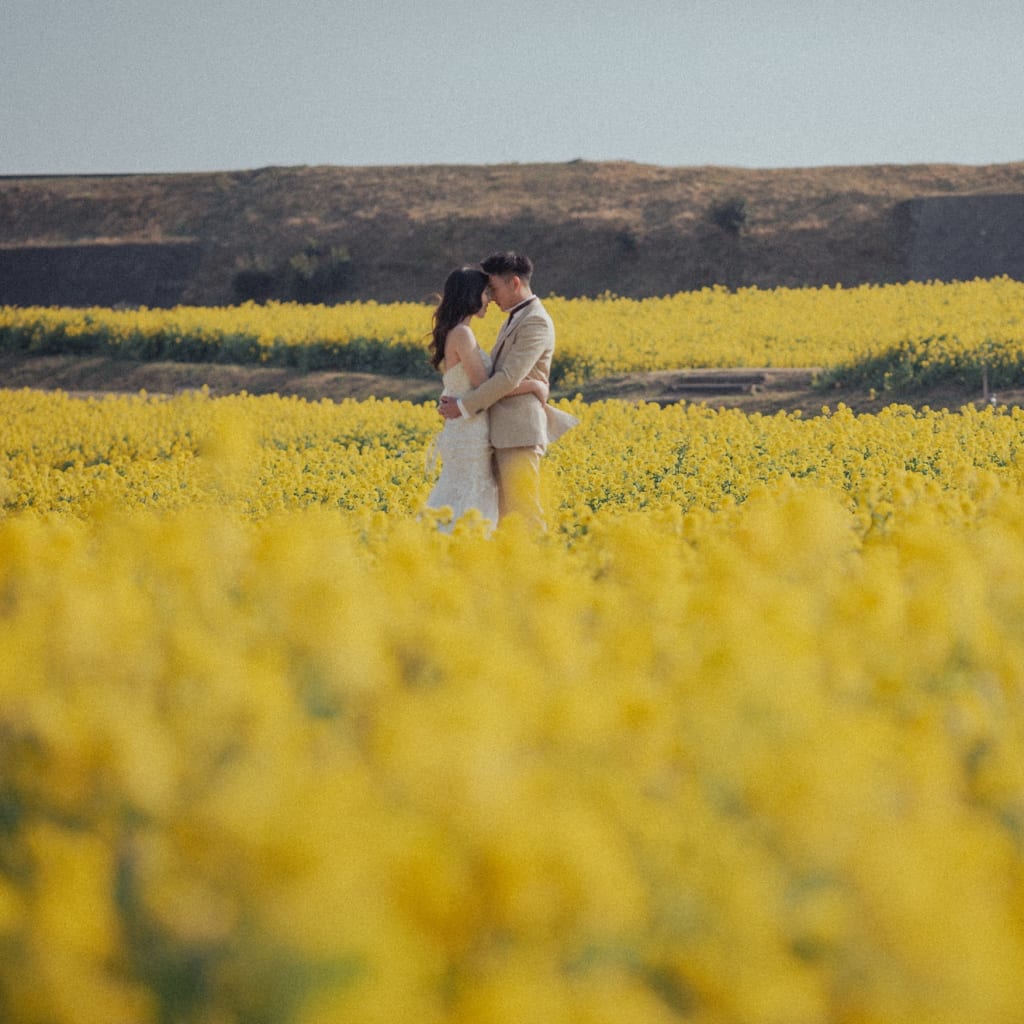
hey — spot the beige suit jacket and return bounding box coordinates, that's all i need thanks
[460,298,555,449]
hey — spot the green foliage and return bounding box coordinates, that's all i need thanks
[231,266,275,303]
[0,317,580,382]
[232,245,353,304]
[818,335,1024,394]
[708,196,748,235]
[0,321,437,377]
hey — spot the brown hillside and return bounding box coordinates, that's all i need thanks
[2,161,1023,305]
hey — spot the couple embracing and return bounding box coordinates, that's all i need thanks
[425,252,577,533]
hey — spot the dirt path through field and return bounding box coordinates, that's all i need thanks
[1,354,1016,416]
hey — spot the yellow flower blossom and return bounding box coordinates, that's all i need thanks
[4,283,1024,1020]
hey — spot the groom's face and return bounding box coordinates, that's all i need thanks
[486,274,517,312]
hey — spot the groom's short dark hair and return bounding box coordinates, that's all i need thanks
[481,251,533,282]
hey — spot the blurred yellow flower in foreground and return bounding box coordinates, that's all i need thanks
[3,370,1024,1022]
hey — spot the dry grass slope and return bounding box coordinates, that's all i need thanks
[3,161,1024,303]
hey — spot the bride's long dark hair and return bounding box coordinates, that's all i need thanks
[428,267,489,370]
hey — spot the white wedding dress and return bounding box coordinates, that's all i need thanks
[425,356,499,532]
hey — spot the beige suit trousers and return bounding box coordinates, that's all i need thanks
[494,445,545,532]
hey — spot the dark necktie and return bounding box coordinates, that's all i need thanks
[505,297,534,329]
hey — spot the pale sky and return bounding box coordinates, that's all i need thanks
[3,0,1022,175]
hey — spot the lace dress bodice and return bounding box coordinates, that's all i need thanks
[425,354,498,531]
[440,355,486,397]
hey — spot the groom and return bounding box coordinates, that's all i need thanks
[438,251,554,530]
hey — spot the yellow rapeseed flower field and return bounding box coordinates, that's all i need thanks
[3,281,1024,1023]
[4,275,1024,388]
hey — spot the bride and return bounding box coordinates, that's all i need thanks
[424,267,548,532]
